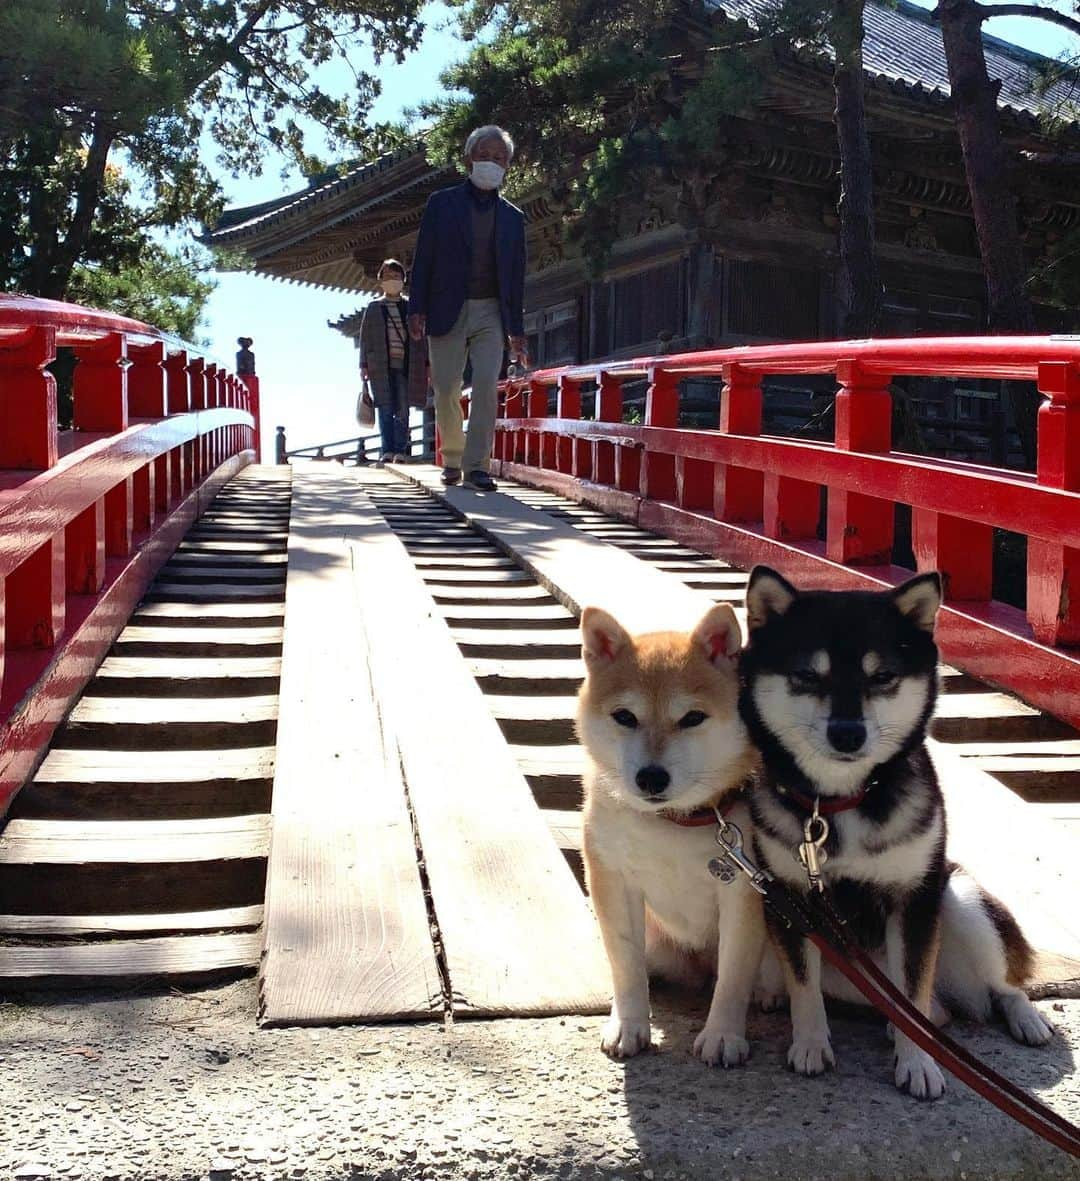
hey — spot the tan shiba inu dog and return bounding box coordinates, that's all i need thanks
[577,601,772,1064]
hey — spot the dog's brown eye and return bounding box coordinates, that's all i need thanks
[678,710,707,729]
[612,709,638,728]
[868,670,898,687]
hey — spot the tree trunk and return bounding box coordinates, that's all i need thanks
[936,0,1038,466]
[831,0,882,338]
[37,122,116,301]
[687,241,722,346]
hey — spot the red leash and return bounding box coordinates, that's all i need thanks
[707,819,1080,1158]
[805,894,1080,1157]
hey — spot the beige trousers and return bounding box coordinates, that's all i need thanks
[427,298,504,472]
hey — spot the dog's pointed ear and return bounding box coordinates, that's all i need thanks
[745,566,798,631]
[581,606,631,664]
[692,602,742,665]
[892,572,942,634]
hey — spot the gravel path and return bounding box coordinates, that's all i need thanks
[1,980,1077,1181]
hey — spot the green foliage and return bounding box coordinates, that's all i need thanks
[0,0,424,310]
[420,0,771,274]
[1028,227,1080,312]
[68,244,216,344]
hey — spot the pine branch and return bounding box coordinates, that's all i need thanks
[973,3,1080,37]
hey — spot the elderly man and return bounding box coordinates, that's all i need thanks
[408,125,528,490]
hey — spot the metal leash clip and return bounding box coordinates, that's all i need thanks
[708,812,773,896]
[797,799,830,893]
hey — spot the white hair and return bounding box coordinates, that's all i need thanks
[464,125,515,161]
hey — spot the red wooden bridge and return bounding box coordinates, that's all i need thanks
[0,295,1077,1031]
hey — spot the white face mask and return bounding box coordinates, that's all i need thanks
[381,278,404,296]
[470,160,505,191]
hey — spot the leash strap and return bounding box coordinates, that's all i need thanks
[709,825,1080,1157]
[768,883,1080,1157]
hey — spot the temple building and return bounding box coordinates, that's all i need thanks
[203,0,1080,460]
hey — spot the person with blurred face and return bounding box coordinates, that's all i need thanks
[408,125,528,490]
[359,258,427,463]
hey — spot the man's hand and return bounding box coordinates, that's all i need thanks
[407,313,426,341]
[508,335,529,366]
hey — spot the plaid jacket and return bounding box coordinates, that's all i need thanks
[359,296,428,409]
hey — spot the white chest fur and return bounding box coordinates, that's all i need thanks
[585,781,746,952]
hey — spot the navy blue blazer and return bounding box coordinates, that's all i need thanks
[409,181,527,339]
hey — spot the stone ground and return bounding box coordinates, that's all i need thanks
[1,978,1077,1181]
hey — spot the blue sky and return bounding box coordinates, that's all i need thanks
[199,1,1079,460]
[202,3,464,459]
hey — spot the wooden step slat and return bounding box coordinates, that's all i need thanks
[32,746,276,785]
[67,694,279,727]
[429,583,556,603]
[0,905,264,936]
[146,582,285,601]
[0,814,272,864]
[59,694,279,751]
[91,656,282,695]
[131,600,286,621]
[0,932,262,980]
[114,626,282,646]
[420,568,532,585]
[435,603,576,625]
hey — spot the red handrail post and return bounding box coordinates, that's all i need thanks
[245,374,263,460]
[185,355,206,411]
[132,463,155,535]
[596,372,623,487]
[715,364,764,522]
[556,375,582,476]
[529,380,550,467]
[0,326,58,470]
[127,341,166,417]
[826,359,894,565]
[165,350,192,415]
[105,477,134,558]
[72,332,127,433]
[913,511,992,600]
[6,540,65,653]
[65,500,106,594]
[642,365,678,501]
[1028,361,1080,645]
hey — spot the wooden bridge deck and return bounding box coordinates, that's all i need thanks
[1,462,1078,1014]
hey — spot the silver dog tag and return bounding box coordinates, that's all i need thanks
[708,856,738,884]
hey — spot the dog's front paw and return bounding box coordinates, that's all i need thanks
[895,1047,945,1100]
[693,1026,750,1068]
[787,1035,835,1076]
[601,1014,651,1059]
[998,993,1053,1047]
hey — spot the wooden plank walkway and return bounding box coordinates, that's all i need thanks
[258,468,442,1026]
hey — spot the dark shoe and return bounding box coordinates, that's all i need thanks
[464,470,497,491]
[441,466,462,485]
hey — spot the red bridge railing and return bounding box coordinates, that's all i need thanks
[492,337,1080,729]
[0,295,258,817]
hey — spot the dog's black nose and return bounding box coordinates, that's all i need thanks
[827,719,867,753]
[636,764,671,795]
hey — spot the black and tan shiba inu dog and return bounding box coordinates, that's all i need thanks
[738,566,1051,1099]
